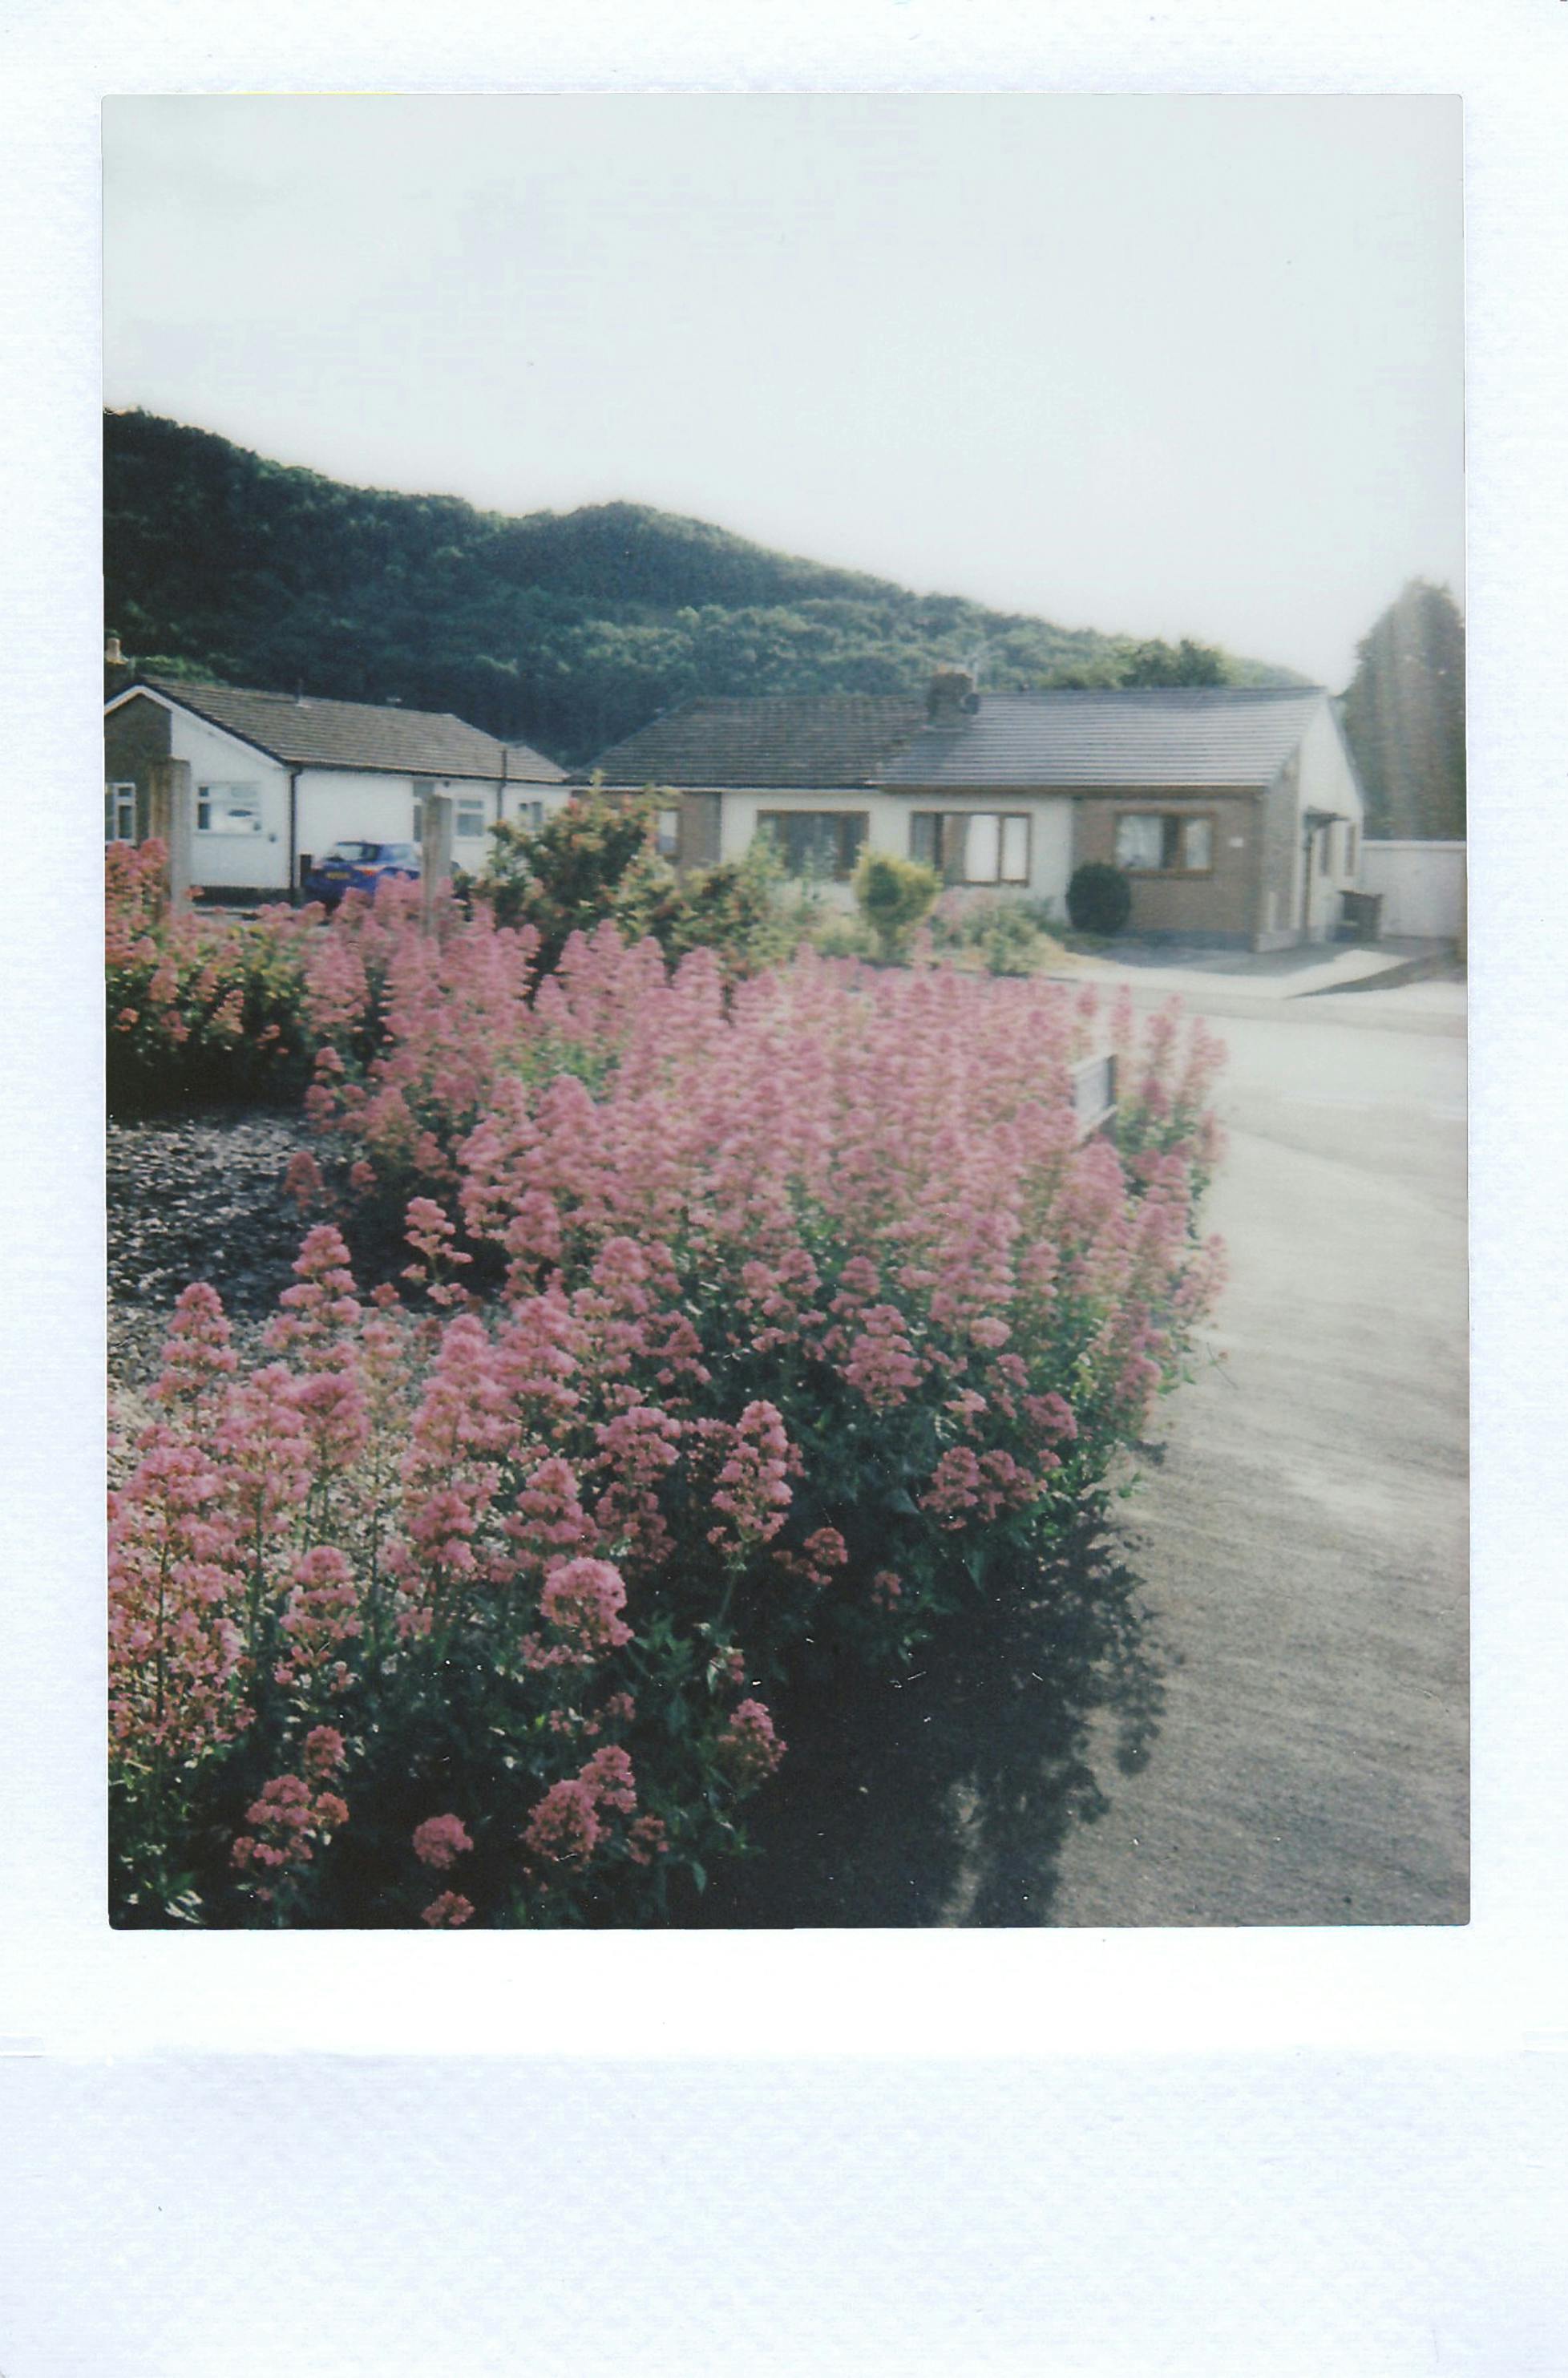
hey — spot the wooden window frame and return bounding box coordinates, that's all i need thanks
[910,810,1032,886]
[1112,807,1220,879]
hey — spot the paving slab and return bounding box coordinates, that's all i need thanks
[1049,989,1469,1925]
[1045,936,1455,1006]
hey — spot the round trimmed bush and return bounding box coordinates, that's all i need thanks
[1066,862,1133,936]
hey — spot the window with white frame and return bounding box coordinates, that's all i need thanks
[909,811,1030,885]
[104,782,137,843]
[196,782,263,835]
[1113,812,1215,874]
[656,807,681,861]
[455,799,487,842]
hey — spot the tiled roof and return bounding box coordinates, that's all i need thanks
[587,684,1325,792]
[127,678,564,783]
[874,687,1326,789]
[587,695,927,789]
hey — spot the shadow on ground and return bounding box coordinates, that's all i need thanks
[693,1500,1169,1929]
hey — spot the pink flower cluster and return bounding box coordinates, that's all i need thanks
[413,1813,473,1870]
[716,1700,786,1790]
[231,1773,350,1883]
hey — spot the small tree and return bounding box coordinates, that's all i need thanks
[476,784,676,974]
[1340,580,1465,839]
[852,850,941,964]
[664,831,805,981]
[1066,862,1132,936]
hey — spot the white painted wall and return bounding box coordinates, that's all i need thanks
[166,709,291,891]
[300,773,570,880]
[502,784,572,831]
[1288,698,1367,942]
[1360,840,1466,939]
[297,769,420,873]
[721,787,1075,914]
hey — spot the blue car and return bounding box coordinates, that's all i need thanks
[304,839,422,907]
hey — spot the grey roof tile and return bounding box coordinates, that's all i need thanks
[587,694,927,789]
[131,677,564,783]
[875,686,1325,788]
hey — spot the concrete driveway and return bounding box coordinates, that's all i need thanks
[1049,977,1468,1927]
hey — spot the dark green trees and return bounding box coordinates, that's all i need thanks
[104,410,1296,765]
[1340,581,1466,840]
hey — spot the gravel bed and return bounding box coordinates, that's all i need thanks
[107,1109,320,1387]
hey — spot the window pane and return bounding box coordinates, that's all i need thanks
[757,811,866,880]
[964,813,1001,883]
[456,803,486,839]
[200,783,262,834]
[1182,817,1213,871]
[1000,815,1029,883]
[910,813,940,868]
[657,807,681,859]
[794,815,833,875]
[1115,814,1164,870]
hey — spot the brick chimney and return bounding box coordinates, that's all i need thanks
[927,667,977,726]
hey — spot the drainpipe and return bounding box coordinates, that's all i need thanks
[1299,818,1315,940]
[288,767,301,900]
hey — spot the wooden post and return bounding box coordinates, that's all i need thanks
[420,791,454,933]
[147,758,193,918]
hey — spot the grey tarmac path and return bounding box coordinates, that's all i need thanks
[1048,978,1468,1927]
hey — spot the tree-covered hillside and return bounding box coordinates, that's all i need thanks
[105,410,1299,764]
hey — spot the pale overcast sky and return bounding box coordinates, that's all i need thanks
[103,95,1462,690]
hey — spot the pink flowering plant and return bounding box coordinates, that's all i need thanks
[110,923,1226,1927]
[107,839,317,1111]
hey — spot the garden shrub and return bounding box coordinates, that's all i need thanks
[107,840,316,1113]
[852,849,941,963]
[927,890,1068,977]
[110,937,1227,1927]
[475,786,677,974]
[473,785,806,984]
[1066,861,1133,936]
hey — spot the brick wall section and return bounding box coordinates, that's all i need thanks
[104,692,172,842]
[1073,787,1261,943]
[678,791,723,870]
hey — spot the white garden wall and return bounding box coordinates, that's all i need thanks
[1359,840,1466,940]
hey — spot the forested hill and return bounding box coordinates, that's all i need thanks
[105,409,1301,766]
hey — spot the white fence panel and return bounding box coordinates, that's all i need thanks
[1359,841,1466,940]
